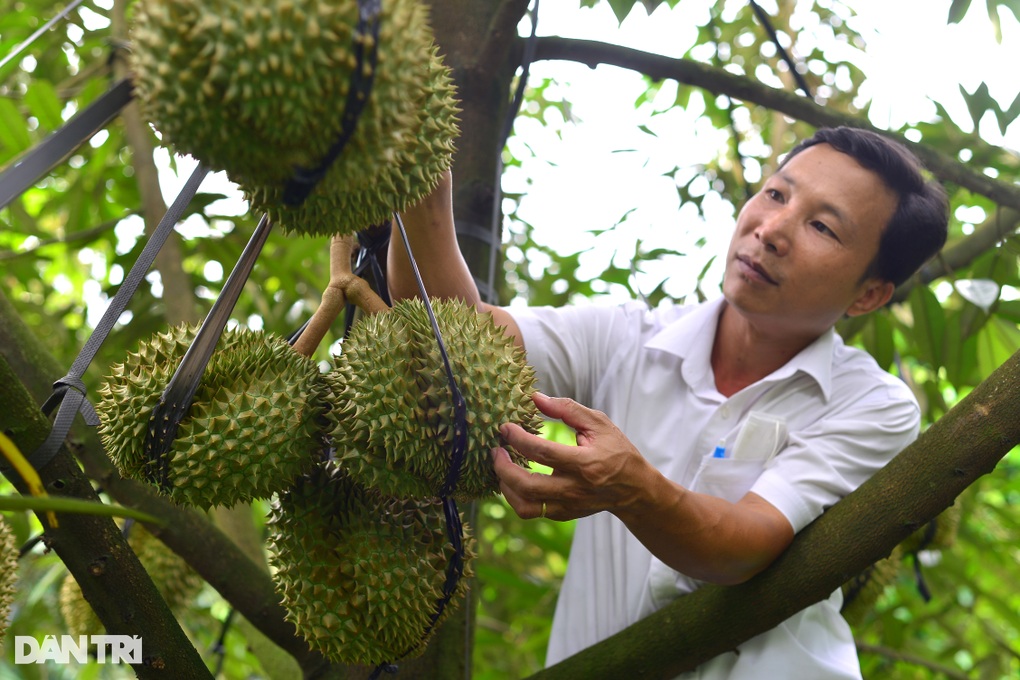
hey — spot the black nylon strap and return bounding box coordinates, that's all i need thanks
[0,78,134,211]
[16,163,209,474]
[282,0,382,206]
[369,214,468,679]
[143,214,274,490]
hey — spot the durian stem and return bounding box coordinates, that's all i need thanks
[292,235,389,357]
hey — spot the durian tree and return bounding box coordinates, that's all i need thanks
[1,1,1020,679]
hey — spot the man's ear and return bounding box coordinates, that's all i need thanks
[847,279,895,317]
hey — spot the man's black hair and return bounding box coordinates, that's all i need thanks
[781,127,949,287]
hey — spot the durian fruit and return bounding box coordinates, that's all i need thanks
[0,520,18,647]
[899,502,961,555]
[327,298,542,500]
[97,325,328,509]
[59,524,204,635]
[59,573,102,636]
[840,548,903,627]
[243,40,460,237]
[129,0,459,236]
[268,466,475,665]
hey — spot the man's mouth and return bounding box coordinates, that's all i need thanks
[736,255,778,285]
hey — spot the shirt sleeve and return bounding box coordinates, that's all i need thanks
[750,378,921,533]
[505,302,645,407]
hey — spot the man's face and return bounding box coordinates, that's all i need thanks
[722,143,899,340]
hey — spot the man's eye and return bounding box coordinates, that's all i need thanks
[766,189,782,201]
[812,221,840,241]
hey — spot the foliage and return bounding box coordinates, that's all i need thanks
[0,0,1018,679]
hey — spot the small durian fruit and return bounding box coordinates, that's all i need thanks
[268,466,475,665]
[328,298,542,500]
[840,548,903,627]
[59,573,102,636]
[0,520,18,646]
[244,39,460,237]
[97,325,328,509]
[59,524,203,635]
[129,0,453,235]
[899,502,961,555]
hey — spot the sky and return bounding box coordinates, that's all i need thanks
[135,0,1020,317]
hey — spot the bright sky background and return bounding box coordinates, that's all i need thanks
[139,0,1020,319]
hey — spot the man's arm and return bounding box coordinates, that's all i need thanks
[493,392,795,585]
[389,170,523,345]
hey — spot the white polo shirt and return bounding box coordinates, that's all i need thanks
[509,297,919,679]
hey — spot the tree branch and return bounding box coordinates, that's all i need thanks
[0,356,213,679]
[530,36,1020,213]
[528,346,1020,678]
[891,207,1020,303]
[856,642,970,680]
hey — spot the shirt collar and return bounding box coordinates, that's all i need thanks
[644,297,836,401]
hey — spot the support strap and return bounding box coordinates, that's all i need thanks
[282,0,382,206]
[0,78,134,211]
[17,163,209,474]
[143,215,274,490]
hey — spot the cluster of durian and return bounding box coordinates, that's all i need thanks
[129,0,460,236]
[60,524,204,635]
[0,520,17,647]
[96,324,328,509]
[268,466,475,665]
[94,300,539,664]
[328,297,542,499]
[840,503,962,626]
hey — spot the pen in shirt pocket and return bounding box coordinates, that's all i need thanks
[711,439,727,458]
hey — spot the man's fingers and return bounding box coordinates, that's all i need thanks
[533,392,607,433]
[491,447,555,519]
[500,421,577,470]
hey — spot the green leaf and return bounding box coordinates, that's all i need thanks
[23,79,64,131]
[608,0,635,23]
[975,316,1020,377]
[948,0,974,23]
[862,312,895,371]
[960,82,995,129]
[909,285,946,370]
[0,495,163,524]
[0,97,32,157]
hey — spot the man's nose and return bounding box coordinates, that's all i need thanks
[754,211,792,256]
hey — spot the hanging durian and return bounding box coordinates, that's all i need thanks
[268,465,475,665]
[96,325,328,509]
[0,520,18,647]
[59,524,204,635]
[129,0,459,235]
[327,297,541,500]
[243,41,460,236]
[840,548,902,627]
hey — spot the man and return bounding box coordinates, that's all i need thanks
[388,127,948,678]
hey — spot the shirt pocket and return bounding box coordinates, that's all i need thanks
[644,413,788,610]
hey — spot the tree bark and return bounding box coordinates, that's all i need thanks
[526,346,1020,679]
[0,355,212,679]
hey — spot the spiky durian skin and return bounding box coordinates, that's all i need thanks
[840,549,902,627]
[129,0,458,236]
[244,40,460,237]
[96,325,328,509]
[268,466,475,665]
[327,298,541,500]
[0,520,18,646]
[131,525,205,611]
[59,525,203,635]
[59,573,102,637]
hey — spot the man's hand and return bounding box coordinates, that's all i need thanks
[491,392,795,585]
[491,392,658,521]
